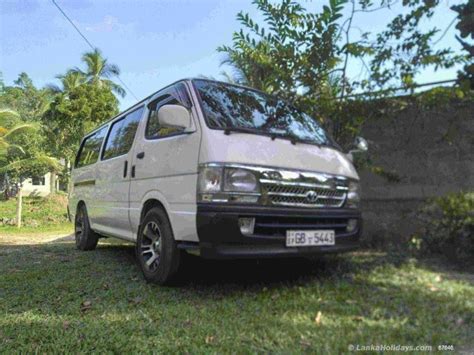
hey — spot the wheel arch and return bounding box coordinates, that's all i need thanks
[76,200,86,210]
[138,198,174,237]
[72,200,86,220]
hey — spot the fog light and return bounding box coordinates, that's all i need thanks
[239,218,255,235]
[229,195,259,203]
[346,219,358,232]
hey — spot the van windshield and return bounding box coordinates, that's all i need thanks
[193,79,335,147]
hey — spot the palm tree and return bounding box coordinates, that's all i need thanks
[46,71,86,94]
[71,48,126,97]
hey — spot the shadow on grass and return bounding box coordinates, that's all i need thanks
[90,239,407,289]
[1,239,473,352]
[0,236,409,290]
[2,236,468,290]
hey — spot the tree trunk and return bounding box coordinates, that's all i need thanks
[3,174,10,200]
[50,171,57,195]
[65,159,71,193]
[16,185,22,228]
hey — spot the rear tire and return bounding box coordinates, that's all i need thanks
[136,207,181,285]
[75,204,99,251]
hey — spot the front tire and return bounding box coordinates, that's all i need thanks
[136,207,181,285]
[75,204,99,251]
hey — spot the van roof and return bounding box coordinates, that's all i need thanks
[84,78,188,137]
[83,77,267,138]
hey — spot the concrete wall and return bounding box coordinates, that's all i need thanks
[357,99,474,247]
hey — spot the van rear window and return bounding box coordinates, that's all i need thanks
[75,127,107,168]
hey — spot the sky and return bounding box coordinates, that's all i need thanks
[0,0,465,111]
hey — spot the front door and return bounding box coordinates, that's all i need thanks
[93,106,145,240]
[128,82,201,241]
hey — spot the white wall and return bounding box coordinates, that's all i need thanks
[22,173,55,197]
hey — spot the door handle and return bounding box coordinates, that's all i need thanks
[131,165,136,178]
[136,151,145,159]
[123,160,128,178]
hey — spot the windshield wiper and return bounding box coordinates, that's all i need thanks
[222,126,329,148]
[223,126,269,136]
[269,133,296,145]
[222,126,298,145]
[270,132,329,148]
[222,126,299,145]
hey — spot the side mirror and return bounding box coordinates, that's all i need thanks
[157,104,192,131]
[354,136,368,152]
[347,136,368,162]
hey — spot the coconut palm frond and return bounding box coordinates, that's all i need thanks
[0,154,60,174]
[45,83,63,94]
[0,109,21,122]
[103,63,121,77]
[104,80,126,98]
[76,48,125,96]
[2,123,37,139]
[69,67,87,79]
[0,141,25,155]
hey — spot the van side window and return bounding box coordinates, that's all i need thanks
[75,126,107,168]
[102,107,144,160]
[145,83,192,139]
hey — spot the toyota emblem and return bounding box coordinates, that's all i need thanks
[305,190,318,203]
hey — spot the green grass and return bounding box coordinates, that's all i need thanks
[0,194,71,233]
[0,222,73,235]
[0,233,473,353]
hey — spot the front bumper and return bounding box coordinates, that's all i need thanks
[195,204,362,259]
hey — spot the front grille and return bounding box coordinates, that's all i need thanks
[254,215,349,237]
[262,180,347,208]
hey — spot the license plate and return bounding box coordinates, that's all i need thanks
[286,230,335,247]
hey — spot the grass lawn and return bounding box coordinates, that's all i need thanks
[0,232,473,353]
[0,194,72,235]
[0,222,73,235]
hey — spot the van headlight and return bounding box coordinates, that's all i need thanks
[198,165,260,203]
[224,168,258,192]
[346,181,360,208]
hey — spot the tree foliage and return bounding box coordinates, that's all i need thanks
[0,109,59,182]
[0,73,51,122]
[40,48,122,164]
[219,0,465,142]
[42,82,119,163]
[46,71,86,94]
[69,48,126,97]
[0,48,123,192]
[369,0,462,90]
[0,75,59,182]
[452,0,474,89]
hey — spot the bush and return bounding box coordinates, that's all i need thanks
[412,192,474,265]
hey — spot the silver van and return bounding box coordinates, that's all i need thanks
[69,79,367,284]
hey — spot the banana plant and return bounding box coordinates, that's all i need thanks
[0,108,59,227]
[0,109,35,158]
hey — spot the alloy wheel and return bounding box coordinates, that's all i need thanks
[140,221,162,272]
[75,210,84,243]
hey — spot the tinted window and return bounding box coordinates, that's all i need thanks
[145,83,191,139]
[102,107,144,160]
[193,79,335,147]
[173,82,192,108]
[146,98,182,138]
[76,127,107,168]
